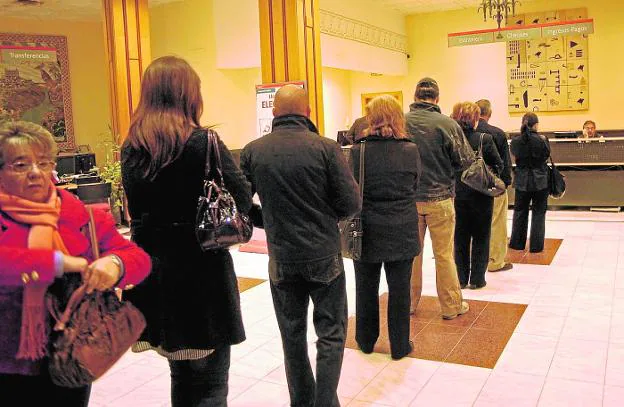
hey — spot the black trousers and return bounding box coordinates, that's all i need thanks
[0,369,90,407]
[354,259,413,359]
[454,196,494,287]
[269,255,347,407]
[169,346,231,407]
[509,188,549,252]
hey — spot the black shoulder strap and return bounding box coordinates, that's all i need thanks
[204,129,224,186]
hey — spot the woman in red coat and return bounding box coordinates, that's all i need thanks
[0,121,151,406]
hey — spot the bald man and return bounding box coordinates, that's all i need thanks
[241,85,361,407]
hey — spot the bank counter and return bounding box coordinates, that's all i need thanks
[508,130,624,208]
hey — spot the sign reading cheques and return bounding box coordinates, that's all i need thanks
[448,19,594,47]
[255,81,306,139]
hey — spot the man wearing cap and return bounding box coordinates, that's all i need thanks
[405,77,474,320]
[476,99,513,273]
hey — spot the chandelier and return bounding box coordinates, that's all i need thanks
[478,0,521,31]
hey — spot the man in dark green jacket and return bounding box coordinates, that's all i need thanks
[405,77,473,320]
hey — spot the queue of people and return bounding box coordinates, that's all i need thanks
[1,54,563,407]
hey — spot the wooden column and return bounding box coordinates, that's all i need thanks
[102,0,151,141]
[258,0,324,134]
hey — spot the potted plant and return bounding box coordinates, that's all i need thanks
[96,127,124,224]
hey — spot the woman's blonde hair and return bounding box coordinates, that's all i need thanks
[364,95,406,139]
[451,101,480,131]
[0,121,57,168]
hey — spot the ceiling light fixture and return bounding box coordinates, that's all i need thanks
[478,0,521,31]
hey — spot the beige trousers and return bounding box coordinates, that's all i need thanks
[488,191,509,271]
[411,198,464,317]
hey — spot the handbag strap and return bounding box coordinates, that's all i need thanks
[204,129,225,187]
[477,133,485,158]
[357,141,366,200]
[48,207,98,331]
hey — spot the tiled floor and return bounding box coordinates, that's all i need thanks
[345,294,526,368]
[92,210,624,406]
[506,238,563,265]
[238,277,266,293]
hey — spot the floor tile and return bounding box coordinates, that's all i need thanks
[229,380,291,407]
[474,370,545,407]
[445,328,511,369]
[606,342,624,387]
[548,337,608,384]
[603,385,624,407]
[537,377,603,407]
[354,358,440,406]
[408,363,490,406]
[495,333,558,376]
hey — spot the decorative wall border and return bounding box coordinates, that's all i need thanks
[319,10,408,54]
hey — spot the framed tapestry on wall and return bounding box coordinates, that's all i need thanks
[361,91,403,115]
[0,33,75,150]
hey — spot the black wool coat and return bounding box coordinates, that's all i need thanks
[350,135,422,263]
[121,129,253,352]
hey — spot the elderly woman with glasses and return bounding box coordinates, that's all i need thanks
[0,121,151,406]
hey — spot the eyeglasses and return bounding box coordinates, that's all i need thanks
[3,160,57,173]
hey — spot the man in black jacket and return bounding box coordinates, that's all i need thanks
[405,77,473,320]
[476,99,513,272]
[240,85,361,407]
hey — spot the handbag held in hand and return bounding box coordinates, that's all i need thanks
[548,156,566,199]
[460,133,506,197]
[47,208,146,388]
[339,142,365,260]
[196,129,253,251]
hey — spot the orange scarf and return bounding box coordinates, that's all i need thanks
[0,184,68,360]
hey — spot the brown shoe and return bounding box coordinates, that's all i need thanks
[489,262,513,272]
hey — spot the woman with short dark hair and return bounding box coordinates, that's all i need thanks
[509,112,551,253]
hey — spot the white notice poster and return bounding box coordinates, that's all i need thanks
[255,81,305,139]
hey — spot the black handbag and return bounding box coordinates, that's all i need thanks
[48,207,146,388]
[548,155,566,198]
[460,133,506,197]
[196,130,253,251]
[339,141,365,260]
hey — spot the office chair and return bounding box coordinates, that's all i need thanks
[76,182,113,213]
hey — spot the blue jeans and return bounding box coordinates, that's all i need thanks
[169,346,230,407]
[269,254,347,407]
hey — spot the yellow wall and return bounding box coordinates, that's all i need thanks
[0,17,112,163]
[149,0,261,149]
[323,68,352,139]
[406,0,624,132]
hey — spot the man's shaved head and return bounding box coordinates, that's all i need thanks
[273,85,310,118]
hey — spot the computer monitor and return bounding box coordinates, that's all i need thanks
[553,131,578,139]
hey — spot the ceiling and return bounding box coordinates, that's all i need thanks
[0,0,181,21]
[0,0,535,21]
[376,0,532,15]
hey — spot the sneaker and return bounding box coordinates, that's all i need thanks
[442,301,470,320]
[489,262,513,272]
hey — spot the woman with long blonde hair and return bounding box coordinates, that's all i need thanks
[351,95,422,360]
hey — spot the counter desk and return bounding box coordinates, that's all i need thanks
[508,135,624,208]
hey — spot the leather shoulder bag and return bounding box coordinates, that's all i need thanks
[460,133,506,197]
[48,207,146,388]
[339,141,365,260]
[195,129,253,251]
[548,155,566,199]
